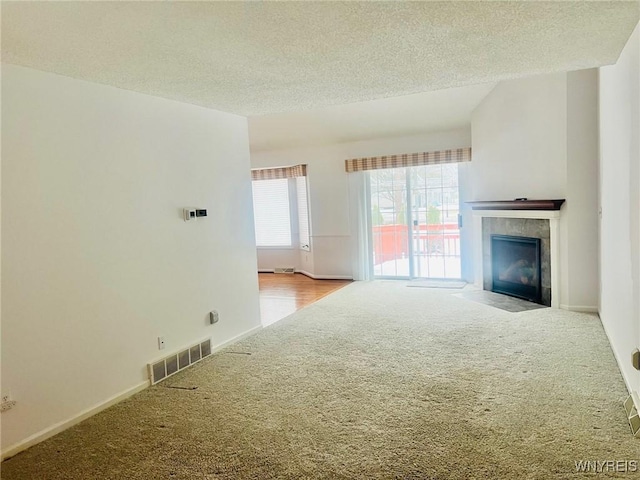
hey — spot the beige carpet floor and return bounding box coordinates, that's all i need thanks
[2,281,638,479]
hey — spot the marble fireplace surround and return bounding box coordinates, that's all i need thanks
[470,201,564,308]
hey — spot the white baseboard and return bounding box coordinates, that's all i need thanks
[210,325,263,354]
[311,274,353,280]
[257,269,352,280]
[1,324,264,461]
[297,270,353,280]
[1,380,149,461]
[598,311,635,395]
[559,304,599,313]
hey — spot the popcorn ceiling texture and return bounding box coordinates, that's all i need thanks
[1,1,638,115]
[2,281,637,479]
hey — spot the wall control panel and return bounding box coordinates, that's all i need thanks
[184,208,207,222]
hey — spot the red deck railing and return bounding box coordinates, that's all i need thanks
[372,223,460,265]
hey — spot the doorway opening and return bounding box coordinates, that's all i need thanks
[370,164,461,279]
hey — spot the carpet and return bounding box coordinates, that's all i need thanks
[2,281,637,479]
[406,279,467,289]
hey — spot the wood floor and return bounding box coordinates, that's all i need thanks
[258,273,351,326]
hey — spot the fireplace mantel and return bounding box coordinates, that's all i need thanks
[467,199,565,211]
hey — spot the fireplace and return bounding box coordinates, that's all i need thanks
[469,200,563,308]
[491,234,542,304]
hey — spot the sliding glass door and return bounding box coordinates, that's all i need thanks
[370,164,461,279]
[408,163,461,279]
[370,167,409,277]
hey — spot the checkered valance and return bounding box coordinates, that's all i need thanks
[251,164,307,181]
[344,147,471,173]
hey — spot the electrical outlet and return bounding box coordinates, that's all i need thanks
[158,337,166,350]
[209,310,219,325]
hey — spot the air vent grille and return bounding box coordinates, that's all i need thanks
[148,338,212,385]
[274,267,295,274]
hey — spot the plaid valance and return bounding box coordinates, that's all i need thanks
[251,164,307,181]
[344,147,471,173]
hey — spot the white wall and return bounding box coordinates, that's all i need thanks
[250,128,472,279]
[256,249,301,272]
[465,72,568,289]
[1,65,261,453]
[467,73,569,201]
[565,69,599,310]
[599,23,640,394]
[465,71,599,310]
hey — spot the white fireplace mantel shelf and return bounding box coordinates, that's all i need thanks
[471,208,562,308]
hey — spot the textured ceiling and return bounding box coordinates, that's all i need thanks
[2,1,638,115]
[249,82,496,151]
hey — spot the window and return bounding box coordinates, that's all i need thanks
[252,178,292,247]
[296,176,310,251]
[251,164,310,250]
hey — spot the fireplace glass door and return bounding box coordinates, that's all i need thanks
[491,234,542,303]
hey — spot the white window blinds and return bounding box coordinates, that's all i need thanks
[252,178,292,247]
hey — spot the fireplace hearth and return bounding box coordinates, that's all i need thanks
[491,234,542,304]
